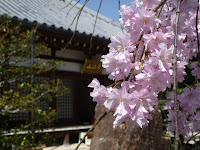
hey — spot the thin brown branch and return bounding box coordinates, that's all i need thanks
[34,89,53,101]
[156,3,165,18]
[153,0,167,12]
[66,0,81,18]
[74,112,107,150]
[196,0,200,61]
[140,45,147,62]
[173,0,182,150]
[132,32,143,63]
[180,132,200,150]
[89,0,103,55]
[63,0,74,9]
[60,0,89,56]
[69,0,89,28]
[186,132,200,145]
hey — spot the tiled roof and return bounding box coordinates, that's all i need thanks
[0,0,122,39]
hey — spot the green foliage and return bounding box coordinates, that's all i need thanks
[0,14,68,149]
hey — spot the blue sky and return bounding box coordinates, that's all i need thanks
[74,0,133,22]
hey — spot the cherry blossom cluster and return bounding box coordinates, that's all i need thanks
[89,0,200,135]
[165,86,200,136]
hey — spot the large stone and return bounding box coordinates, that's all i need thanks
[90,105,170,150]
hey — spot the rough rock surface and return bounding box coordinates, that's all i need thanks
[90,105,170,150]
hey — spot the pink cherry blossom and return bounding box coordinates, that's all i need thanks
[88,0,200,135]
[191,64,200,79]
[88,78,109,105]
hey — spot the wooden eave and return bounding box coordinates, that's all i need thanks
[11,16,110,56]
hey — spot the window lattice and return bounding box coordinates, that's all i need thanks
[9,77,29,121]
[56,79,73,119]
[9,76,50,121]
[35,76,50,112]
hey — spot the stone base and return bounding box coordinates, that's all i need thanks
[90,105,170,150]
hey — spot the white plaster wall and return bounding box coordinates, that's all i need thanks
[56,49,87,60]
[55,48,102,61]
[14,57,109,75]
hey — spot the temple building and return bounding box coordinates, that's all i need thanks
[0,0,122,128]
